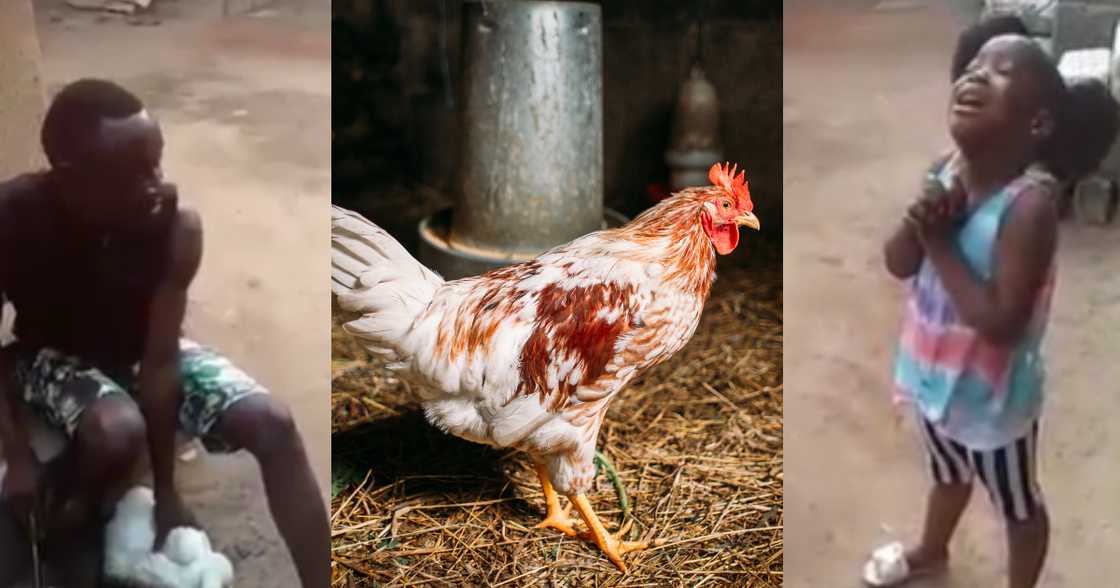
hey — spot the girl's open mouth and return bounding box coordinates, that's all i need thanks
[952,87,986,114]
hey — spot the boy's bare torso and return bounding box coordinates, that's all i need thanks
[0,173,174,371]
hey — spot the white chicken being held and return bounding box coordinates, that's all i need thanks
[331,163,759,571]
[104,486,234,588]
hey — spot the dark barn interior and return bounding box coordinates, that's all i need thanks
[332,0,782,266]
[331,1,783,584]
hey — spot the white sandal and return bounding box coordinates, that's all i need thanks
[862,541,946,587]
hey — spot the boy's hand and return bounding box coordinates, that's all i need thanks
[153,487,196,548]
[2,454,42,526]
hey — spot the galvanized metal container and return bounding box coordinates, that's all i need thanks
[419,208,628,279]
[665,64,723,192]
[449,0,604,259]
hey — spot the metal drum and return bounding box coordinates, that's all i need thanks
[449,0,604,260]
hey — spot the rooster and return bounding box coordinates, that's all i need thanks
[331,163,759,571]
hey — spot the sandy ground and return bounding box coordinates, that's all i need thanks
[784,1,1120,586]
[15,0,330,585]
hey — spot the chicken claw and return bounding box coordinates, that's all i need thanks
[536,503,579,537]
[570,494,662,572]
[534,462,580,537]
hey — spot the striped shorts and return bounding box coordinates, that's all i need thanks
[916,417,1043,523]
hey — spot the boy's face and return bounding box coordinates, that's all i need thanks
[948,35,1048,150]
[66,110,175,232]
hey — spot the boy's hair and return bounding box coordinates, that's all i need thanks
[950,15,1029,81]
[41,79,144,167]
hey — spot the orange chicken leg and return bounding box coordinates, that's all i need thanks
[534,462,579,536]
[570,494,657,572]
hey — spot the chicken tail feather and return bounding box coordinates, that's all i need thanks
[331,205,444,362]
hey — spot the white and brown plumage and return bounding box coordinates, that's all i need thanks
[331,163,759,571]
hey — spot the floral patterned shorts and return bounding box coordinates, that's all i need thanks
[10,339,269,453]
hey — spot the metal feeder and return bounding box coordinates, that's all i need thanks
[418,0,619,280]
[665,64,723,192]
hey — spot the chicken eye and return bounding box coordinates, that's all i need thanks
[722,201,730,209]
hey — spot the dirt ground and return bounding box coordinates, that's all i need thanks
[22,0,330,585]
[785,1,1120,586]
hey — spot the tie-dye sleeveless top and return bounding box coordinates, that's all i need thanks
[894,162,1057,450]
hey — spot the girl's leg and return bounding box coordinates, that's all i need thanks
[973,424,1047,588]
[910,418,975,568]
[909,481,972,568]
[1006,506,1048,588]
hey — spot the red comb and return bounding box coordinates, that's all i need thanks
[708,162,753,212]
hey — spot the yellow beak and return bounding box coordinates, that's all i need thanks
[735,211,760,230]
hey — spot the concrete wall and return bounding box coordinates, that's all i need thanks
[333,0,781,244]
[0,0,47,180]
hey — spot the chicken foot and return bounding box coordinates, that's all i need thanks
[570,494,659,572]
[534,458,662,572]
[534,462,579,537]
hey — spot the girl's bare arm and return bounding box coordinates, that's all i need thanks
[884,220,924,279]
[920,185,1056,345]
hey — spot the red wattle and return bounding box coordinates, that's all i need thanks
[701,212,740,255]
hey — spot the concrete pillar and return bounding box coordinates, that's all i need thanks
[0,0,47,180]
[0,0,44,344]
[0,1,51,466]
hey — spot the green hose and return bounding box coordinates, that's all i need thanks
[594,450,636,540]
